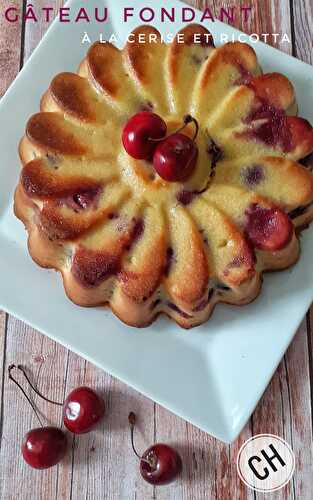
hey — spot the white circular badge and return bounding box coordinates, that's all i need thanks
[237,434,295,493]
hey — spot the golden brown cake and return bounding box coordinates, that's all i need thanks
[14,24,313,328]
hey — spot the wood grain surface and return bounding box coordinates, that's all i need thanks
[0,1,313,499]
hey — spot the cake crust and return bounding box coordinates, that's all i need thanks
[14,24,313,328]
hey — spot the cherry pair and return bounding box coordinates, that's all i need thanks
[122,111,199,182]
[8,364,105,469]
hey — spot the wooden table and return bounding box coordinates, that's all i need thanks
[0,1,312,498]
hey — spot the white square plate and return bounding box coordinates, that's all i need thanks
[1,0,313,443]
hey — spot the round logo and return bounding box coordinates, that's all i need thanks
[237,434,295,493]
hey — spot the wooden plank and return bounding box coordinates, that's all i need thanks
[252,349,295,500]
[291,0,313,64]
[248,0,291,49]
[0,0,23,98]
[0,313,6,500]
[0,312,7,445]
[185,0,291,50]
[284,322,313,499]
[0,317,69,500]
[251,322,313,500]
[292,22,313,500]
[22,0,64,59]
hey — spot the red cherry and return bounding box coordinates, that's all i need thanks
[140,443,182,485]
[63,386,105,434]
[153,115,199,182]
[153,132,198,182]
[128,412,182,486]
[245,204,293,251]
[122,111,167,159]
[22,427,67,469]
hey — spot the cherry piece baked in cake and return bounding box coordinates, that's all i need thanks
[15,24,313,328]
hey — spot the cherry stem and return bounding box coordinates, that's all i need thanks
[149,114,199,143]
[128,412,155,468]
[16,364,63,406]
[8,364,43,427]
[176,114,199,142]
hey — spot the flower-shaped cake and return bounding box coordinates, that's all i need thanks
[15,24,313,328]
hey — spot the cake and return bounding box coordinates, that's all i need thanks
[14,24,313,328]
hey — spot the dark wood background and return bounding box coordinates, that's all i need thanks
[0,1,312,499]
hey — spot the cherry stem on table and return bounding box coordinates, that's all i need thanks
[8,364,43,427]
[16,364,63,406]
[128,412,154,467]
